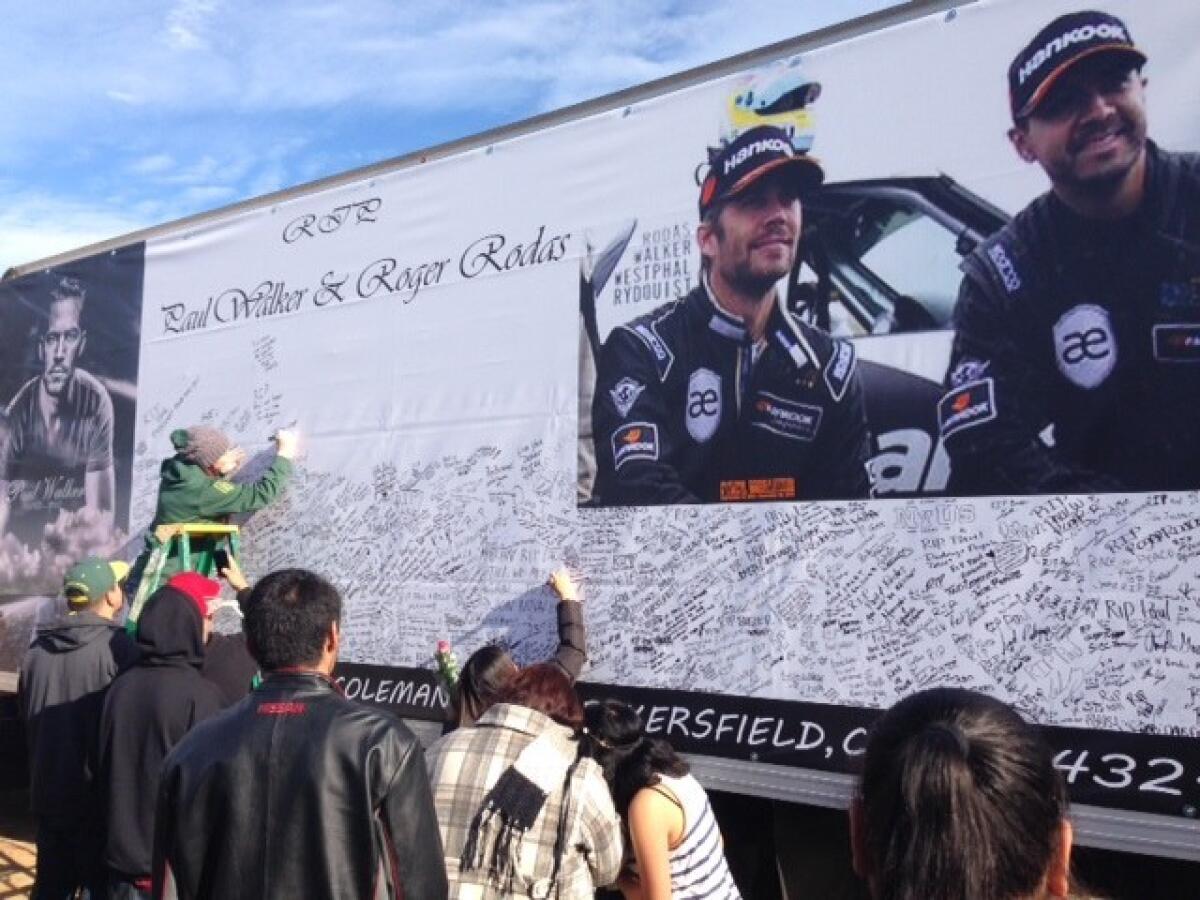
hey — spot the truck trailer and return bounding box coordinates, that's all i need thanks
[2,0,1198,887]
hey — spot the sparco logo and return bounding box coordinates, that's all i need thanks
[823,340,855,401]
[1018,24,1129,84]
[987,244,1021,293]
[723,138,791,175]
[628,320,675,381]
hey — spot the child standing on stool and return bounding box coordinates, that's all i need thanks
[130,424,297,590]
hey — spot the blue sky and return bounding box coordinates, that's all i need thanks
[0,1,893,275]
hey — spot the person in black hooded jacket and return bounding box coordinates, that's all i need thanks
[18,555,139,900]
[98,572,223,899]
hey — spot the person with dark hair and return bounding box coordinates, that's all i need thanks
[129,423,297,589]
[427,662,622,899]
[151,568,446,900]
[584,700,741,900]
[451,567,587,728]
[98,572,224,898]
[454,643,517,726]
[592,125,871,506]
[942,11,1200,494]
[0,275,116,543]
[849,687,1074,900]
[17,555,138,900]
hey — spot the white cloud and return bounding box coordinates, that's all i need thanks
[1,0,895,134]
[106,90,144,105]
[0,0,894,270]
[129,153,176,175]
[165,0,222,50]
[0,193,147,276]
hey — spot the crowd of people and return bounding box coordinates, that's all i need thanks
[18,538,1094,899]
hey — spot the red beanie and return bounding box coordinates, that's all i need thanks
[166,571,221,618]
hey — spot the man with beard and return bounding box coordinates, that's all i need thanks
[591,125,872,505]
[0,276,115,540]
[941,11,1200,494]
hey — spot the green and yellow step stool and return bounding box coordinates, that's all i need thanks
[127,523,240,632]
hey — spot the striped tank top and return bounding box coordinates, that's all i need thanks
[651,773,741,900]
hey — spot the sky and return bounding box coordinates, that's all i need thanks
[0,1,900,275]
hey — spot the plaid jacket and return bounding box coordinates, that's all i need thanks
[426,704,623,899]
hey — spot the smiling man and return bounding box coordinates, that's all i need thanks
[592,125,872,505]
[941,10,1200,495]
[0,275,115,540]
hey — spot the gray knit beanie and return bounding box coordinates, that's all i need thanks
[171,425,233,469]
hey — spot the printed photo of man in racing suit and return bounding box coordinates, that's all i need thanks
[592,125,872,506]
[941,11,1200,495]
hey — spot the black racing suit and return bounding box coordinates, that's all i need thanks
[942,143,1200,495]
[592,282,872,505]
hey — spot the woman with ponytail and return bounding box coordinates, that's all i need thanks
[447,568,587,730]
[850,687,1077,900]
[584,699,741,900]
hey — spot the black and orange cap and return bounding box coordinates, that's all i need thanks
[1008,10,1145,120]
[699,125,823,219]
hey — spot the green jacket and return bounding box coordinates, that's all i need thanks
[134,454,293,578]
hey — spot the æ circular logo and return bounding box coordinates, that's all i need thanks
[1053,304,1115,389]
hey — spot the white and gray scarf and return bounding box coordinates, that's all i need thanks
[460,724,582,896]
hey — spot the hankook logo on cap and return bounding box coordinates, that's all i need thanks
[1018,23,1130,84]
[1053,304,1115,389]
[722,137,793,175]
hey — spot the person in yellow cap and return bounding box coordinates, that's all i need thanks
[17,555,140,899]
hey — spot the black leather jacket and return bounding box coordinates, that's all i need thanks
[592,282,872,504]
[942,144,1200,494]
[153,672,448,900]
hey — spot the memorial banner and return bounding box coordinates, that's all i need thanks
[4,0,1199,820]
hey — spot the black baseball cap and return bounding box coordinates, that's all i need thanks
[1008,11,1146,120]
[699,125,824,219]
